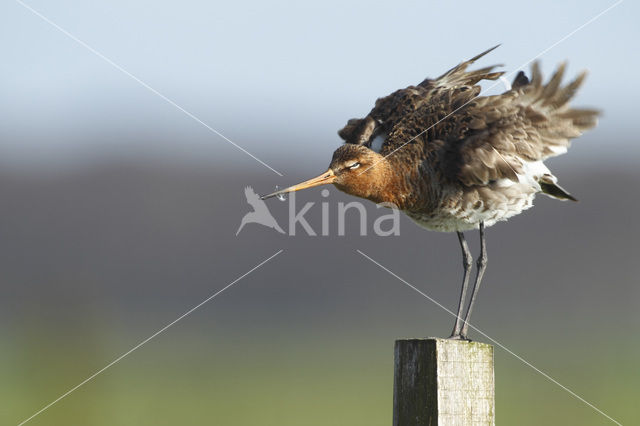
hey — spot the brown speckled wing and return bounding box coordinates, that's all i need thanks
[447,62,599,187]
[337,46,504,150]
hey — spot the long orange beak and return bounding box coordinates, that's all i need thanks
[261,169,336,200]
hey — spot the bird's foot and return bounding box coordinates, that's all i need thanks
[447,333,471,341]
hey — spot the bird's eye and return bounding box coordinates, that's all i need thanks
[347,162,361,170]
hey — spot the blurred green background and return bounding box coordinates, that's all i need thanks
[2,0,639,425]
[4,330,639,425]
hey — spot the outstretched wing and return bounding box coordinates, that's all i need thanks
[337,45,505,151]
[441,62,599,187]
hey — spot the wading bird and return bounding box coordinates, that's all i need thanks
[261,46,598,340]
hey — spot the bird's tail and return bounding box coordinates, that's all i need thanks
[538,174,578,202]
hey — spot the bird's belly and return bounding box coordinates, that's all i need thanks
[405,182,537,232]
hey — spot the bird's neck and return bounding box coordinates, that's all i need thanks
[343,157,428,210]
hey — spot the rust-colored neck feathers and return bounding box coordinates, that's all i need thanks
[328,144,421,209]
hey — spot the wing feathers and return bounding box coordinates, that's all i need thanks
[530,62,543,90]
[452,61,598,187]
[335,48,598,194]
[512,71,530,89]
[341,46,505,148]
[549,71,587,110]
[540,62,566,103]
[437,45,501,80]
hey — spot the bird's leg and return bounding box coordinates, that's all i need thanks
[460,222,487,339]
[449,231,473,339]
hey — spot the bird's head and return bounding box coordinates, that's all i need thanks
[261,144,389,201]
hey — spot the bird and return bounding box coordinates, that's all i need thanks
[236,186,285,235]
[261,46,598,340]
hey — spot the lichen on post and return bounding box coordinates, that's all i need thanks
[393,338,495,425]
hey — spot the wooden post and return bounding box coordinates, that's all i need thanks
[393,338,494,426]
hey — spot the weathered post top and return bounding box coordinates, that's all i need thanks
[393,338,495,426]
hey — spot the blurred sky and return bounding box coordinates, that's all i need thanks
[1,0,638,172]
